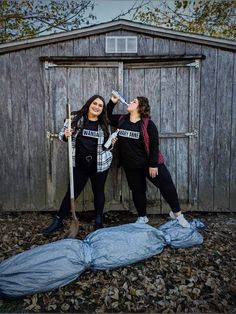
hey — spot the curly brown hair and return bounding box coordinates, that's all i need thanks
[137,96,150,118]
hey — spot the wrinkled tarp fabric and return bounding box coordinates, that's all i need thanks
[0,219,204,298]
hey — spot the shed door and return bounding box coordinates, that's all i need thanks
[44,64,119,211]
[45,61,199,214]
[120,62,199,213]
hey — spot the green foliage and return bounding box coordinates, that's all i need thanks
[0,0,96,43]
[135,0,236,40]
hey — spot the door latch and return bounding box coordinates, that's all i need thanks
[185,129,198,137]
[46,131,59,141]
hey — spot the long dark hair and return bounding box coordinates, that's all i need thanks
[137,96,150,118]
[71,95,110,138]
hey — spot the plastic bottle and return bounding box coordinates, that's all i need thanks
[104,129,119,149]
[111,90,129,106]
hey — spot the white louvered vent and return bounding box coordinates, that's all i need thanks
[106,36,137,53]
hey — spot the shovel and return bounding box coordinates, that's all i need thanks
[66,100,79,238]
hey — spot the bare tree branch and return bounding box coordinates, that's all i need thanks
[134,0,235,39]
[111,0,151,21]
[0,0,97,42]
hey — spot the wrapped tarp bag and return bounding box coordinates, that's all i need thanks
[0,220,205,298]
[0,240,88,298]
[85,223,167,270]
[158,219,205,248]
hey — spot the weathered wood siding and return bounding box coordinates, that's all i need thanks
[0,54,14,210]
[26,47,46,210]
[230,53,236,210]
[0,29,235,213]
[0,49,46,211]
[10,51,30,210]
[199,46,235,212]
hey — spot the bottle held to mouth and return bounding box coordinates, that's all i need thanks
[111,90,129,106]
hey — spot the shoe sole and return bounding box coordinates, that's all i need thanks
[42,226,64,236]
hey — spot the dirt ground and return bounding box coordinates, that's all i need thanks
[0,211,236,313]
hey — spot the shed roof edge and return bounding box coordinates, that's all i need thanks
[0,19,235,54]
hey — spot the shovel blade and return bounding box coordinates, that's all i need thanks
[67,219,80,238]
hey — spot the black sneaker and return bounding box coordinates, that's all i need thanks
[42,216,64,236]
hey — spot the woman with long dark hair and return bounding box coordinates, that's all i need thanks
[107,95,190,228]
[42,95,114,235]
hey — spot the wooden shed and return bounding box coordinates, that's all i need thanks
[0,20,235,214]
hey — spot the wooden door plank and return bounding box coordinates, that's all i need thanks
[0,54,14,210]
[50,67,68,209]
[230,53,236,211]
[176,67,189,203]
[10,51,31,210]
[160,67,177,213]
[26,47,46,210]
[98,67,119,210]
[144,68,161,214]
[67,68,84,213]
[214,50,234,211]
[82,67,99,212]
[189,64,200,210]
[199,47,217,211]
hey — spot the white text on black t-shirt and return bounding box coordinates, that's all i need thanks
[119,129,140,139]
[82,129,99,138]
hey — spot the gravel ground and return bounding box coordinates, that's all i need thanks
[0,211,236,313]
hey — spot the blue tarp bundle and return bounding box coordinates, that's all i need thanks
[0,219,204,298]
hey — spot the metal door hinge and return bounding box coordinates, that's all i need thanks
[186,60,200,68]
[44,61,57,69]
[46,131,59,141]
[185,129,198,137]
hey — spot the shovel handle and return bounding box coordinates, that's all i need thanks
[67,102,75,202]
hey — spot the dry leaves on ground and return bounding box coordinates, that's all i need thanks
[0,211,236,313]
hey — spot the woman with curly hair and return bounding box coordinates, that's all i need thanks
[107,95,190,227]
[42,95,114,235]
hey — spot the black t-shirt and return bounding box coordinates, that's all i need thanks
[118,118,147,168]
[107,100,159,168]
[76,120,99,158]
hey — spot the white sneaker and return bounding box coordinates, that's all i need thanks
[169,211,190,228]
[169,210,176,219]
[135,216,149,224]
[177,214,190,228]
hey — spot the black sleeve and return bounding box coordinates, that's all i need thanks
[147,120,159,168]
[107,99,122,127]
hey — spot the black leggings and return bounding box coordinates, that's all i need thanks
[124,164,181,217]
[58,157,109,225]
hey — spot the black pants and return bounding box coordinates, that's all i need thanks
[124,164,181,217]
[58,156,109,225]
